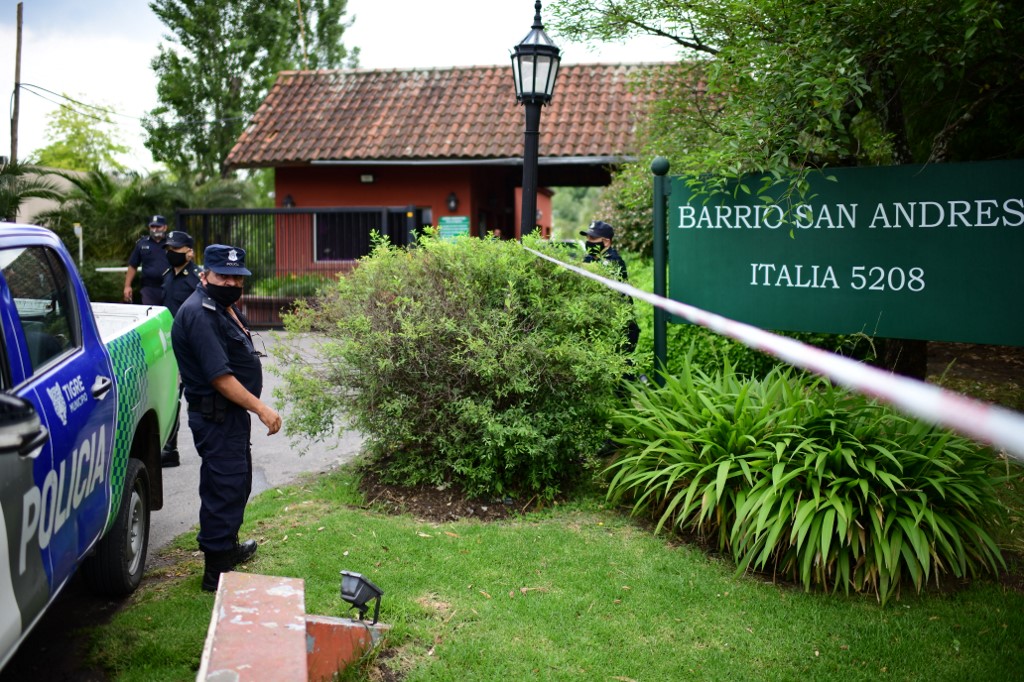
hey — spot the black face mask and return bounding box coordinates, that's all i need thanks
[167,251,188,267]
[205,282,242,308]
[586,241,604,255]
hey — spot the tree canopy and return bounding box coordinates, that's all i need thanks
[145,0,358,181]
[551,0,1024,219]
[32,98,130,173]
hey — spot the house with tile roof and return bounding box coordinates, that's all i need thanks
[225,62,667,246]
[212,63,673,325]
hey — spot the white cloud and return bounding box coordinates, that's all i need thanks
[1,21,160,169]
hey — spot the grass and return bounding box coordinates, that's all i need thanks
[88,465,1024,681]
[930,371,1024,557]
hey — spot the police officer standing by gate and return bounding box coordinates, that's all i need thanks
[124,215,171,305]
[170,244,282,591]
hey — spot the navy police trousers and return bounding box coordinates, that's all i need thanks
[189,406,253,553]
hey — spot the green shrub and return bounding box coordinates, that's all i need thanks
[607,352,1007,604]
[248,273,335,297]
[276,233,634,500]
[595,162,655,258]
[81,259,128,303]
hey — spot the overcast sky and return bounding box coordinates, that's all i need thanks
[1,0,679,170]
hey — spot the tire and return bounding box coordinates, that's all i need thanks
[83,458,150,596]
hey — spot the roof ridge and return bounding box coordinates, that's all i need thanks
[277,61,677,77]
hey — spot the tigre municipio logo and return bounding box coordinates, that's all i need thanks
[47,383,68,426]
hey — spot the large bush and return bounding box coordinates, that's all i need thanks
[607,353,1006,604]
[276,234,634,500]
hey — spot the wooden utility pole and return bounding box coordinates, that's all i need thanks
[11,2,23,164]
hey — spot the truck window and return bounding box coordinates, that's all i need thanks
[0,246,81,373]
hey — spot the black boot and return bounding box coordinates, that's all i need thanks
[231,539,258,567]
[160,449,180,468]
[201,550,235,592]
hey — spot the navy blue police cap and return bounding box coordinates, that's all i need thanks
[204,244,252,276]
[148,215,167,227]
[580,220,614,239]
[164,231,194,249]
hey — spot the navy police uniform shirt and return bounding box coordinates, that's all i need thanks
[128,235,172,288]
[161,264,201,317]
[171,283,262,405]
[584,245,629,281]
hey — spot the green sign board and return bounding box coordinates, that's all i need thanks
[439,216,470,241]
[668,160,1024,346]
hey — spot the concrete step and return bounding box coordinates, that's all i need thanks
[197,572,389,681]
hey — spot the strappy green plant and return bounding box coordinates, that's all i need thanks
[607,353,1007,604]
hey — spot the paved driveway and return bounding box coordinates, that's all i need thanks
[149,331,363,557]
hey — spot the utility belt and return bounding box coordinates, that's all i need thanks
[188,393,231,423]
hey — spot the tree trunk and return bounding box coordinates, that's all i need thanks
[874,338,928,380]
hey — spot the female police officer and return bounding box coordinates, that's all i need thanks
[170,244,282,591]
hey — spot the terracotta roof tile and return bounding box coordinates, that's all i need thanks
[226,63,672,169]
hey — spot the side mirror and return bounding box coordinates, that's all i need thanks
[0,393,48,456]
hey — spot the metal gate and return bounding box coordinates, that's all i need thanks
[175,207,428,327]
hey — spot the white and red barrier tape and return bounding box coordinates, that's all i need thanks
[525,246,1024,463]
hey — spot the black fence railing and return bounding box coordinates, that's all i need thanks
[176,207,428,327]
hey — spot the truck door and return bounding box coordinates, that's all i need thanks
[0,244,116,641]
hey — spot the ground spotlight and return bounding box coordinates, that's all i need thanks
[340,570,383,625]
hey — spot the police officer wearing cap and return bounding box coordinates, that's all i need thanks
[171,244,282,591]
[124,215,172,305]
[159,231,201,467]
[581,220,640,355]
[581,220,628,281]
[161,230,200,317]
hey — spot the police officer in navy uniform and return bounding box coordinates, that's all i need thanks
[581,220,641,355]
[581,220,629,281]
[161,230,200,316]
[124,215,171,305]
[160,230,201,467]
[171,244,282,591]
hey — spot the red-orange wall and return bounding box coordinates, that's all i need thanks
[273,165,553,273]
[276,165,552,238]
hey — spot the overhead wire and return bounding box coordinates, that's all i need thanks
[14,83,251,128]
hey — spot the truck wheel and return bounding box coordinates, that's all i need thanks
[83,458,150,596]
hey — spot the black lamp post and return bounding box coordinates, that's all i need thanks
[511,0,560,238]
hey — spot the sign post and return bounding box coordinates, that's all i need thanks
[73,222,83,267]
[651,157,670,384]
[438,216,470,241]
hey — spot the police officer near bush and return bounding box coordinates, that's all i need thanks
[171,243,282,591]
[159,230,201,468]
[581,220,639,354]
[124,215,171,305]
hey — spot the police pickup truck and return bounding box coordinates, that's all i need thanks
[0,224,178,670]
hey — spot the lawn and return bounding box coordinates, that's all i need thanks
[87,464,1024,681]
